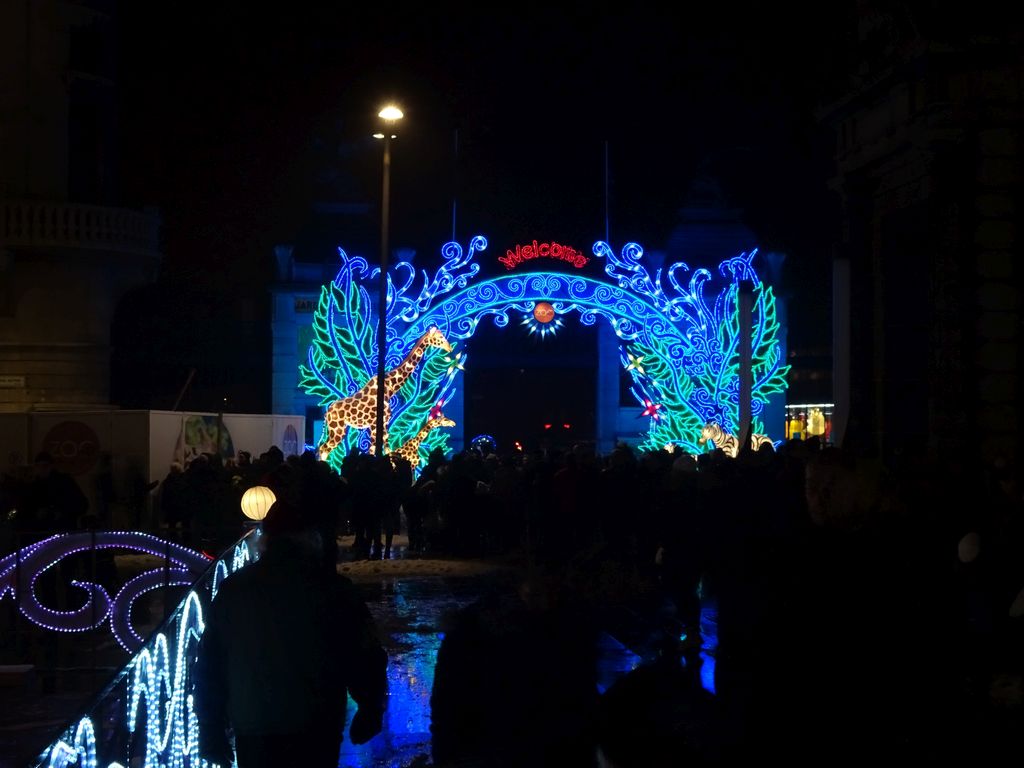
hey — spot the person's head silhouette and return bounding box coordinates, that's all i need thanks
[260,499,320,557]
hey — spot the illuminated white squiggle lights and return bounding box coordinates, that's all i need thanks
[212,536,256,601]
[109,568,196,652]
[34,533,259,768]
[43,716,96,768]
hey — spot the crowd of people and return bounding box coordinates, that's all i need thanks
[3,434,1023,764]
[183,435,1023,765]
[421,438,1024,764]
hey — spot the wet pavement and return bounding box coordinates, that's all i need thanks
[337,573,652,768]
[332,538,720,768]
[339,575,493,768]
[1,538,718,768]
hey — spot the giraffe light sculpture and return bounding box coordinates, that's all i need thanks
[391,414,457,468]
[318,326,452,459]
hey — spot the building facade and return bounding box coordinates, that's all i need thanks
[0,0,160,413]
[822,6,1022,464]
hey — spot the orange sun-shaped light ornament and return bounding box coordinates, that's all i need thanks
[522,301,563,338]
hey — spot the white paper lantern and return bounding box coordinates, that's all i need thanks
[240,486,276,521]
[958,531,980,564]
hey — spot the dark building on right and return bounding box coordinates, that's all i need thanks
[820,5,1022,466]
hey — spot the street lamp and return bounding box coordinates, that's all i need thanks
[374,104,403,456]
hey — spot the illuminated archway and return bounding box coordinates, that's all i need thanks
[300,236,789,469]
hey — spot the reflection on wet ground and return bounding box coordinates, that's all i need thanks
[339,577,478,768]
[0,552,719,768]
[336,573,720,768]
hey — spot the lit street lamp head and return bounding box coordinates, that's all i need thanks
[378,105,404,121]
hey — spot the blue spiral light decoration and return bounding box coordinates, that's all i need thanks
[300,236,788,458]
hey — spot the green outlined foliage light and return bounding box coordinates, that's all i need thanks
[300,237,788,460]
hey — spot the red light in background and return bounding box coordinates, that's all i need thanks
[544,423,552,430]
[563,423,571,429]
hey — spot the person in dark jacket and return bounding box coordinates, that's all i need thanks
[430,565,600,767]
[193,498,388,767]
[25,451,88,535]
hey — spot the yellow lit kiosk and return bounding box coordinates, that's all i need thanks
[785,403,834,443]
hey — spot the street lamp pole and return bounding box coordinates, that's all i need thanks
[375,105,403,457]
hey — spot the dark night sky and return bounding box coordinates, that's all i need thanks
[110,2,849,412]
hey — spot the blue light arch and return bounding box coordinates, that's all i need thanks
[299,236,789,467]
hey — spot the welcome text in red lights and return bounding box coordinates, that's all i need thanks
[498,240,588,270]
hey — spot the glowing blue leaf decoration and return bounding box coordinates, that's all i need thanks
[300,236,788,464]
